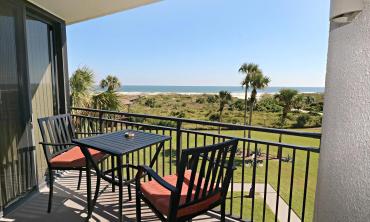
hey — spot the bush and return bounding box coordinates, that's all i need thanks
[148,119,176,127]
[157,120,176,127]
[128,116,145,123]
[144,98,156,108]
[255,95,282,112]
[307,102,324,112]
[208,113,220,122]
[195,97,205,104]
[310,116,323,127]
[170,111,186,118]
[294,114,311,128]
[232,99,245,111]
[207,95,218,103]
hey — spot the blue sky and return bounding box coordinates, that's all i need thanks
[67,0,330,87]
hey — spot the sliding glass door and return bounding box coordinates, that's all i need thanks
[0,0,35,211]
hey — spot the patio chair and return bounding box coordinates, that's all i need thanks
[38,114,107,212]
[135,138,238,222]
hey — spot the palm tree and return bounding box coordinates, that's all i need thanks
[93,75,122,111]
[69,67,94,107]
[92,91,120,111]
[217,91,232,134]
[248,72,270,129]
[100,75,121,92]
[218,90,232,123]
[239,63,260,128]
[275,88,299,128]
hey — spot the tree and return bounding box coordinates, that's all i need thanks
[217,90,232,123]
[293,94,305,110]
[92,91,120,111]
[100,75,121,92]
[305,96,315,107]
[69,67,94,107]
[239,63,260,127]
[93,75,121,111]
[248,72,270,128]
[295,114,311,128]
[275,88,299,128]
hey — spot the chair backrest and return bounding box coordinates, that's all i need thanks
[170,138,238,219]
[37,114,76,161]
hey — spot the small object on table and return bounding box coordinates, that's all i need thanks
[124,132,135,138]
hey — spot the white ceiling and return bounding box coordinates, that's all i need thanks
[28,0,160,25]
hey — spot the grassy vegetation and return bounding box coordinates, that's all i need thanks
[124,93,323,129]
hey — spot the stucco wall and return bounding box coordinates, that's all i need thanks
[314,2,370,221]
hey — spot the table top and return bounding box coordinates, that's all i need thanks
[72,130,171,156]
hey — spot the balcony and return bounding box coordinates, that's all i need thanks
[2,107,321,222]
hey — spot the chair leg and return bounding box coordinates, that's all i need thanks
[221,201,226,222]
[77,169,83,190]
[126,165,132,200]
[47,169,54,213]
[93,174,101,206]
[111,156,115,192]
[136,188,141,222]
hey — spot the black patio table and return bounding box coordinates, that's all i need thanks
[72,130,171,222]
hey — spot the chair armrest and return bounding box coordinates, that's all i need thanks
[136,165,177,193]
[39,142,75,147]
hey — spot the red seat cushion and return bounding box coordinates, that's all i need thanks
[50,146,105,168]
[140,170,221,218]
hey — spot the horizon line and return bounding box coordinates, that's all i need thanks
[101,84,325,88]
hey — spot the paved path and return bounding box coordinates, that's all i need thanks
[230,183,301,222]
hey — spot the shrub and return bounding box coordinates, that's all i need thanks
[144,98,156,108]
[206,95,218,103]
[195,97,205,104]
[157,120,176,127]
[255,95,282,112]
[208,113,220,122]
[311,116,323,127]
[232,99,245,111]
[128,116,145,123]
[294,114,311,128]
[170,111,186,118]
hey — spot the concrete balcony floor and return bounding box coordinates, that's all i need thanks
[1,171,228,222]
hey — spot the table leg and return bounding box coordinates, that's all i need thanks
[117,155,123,222]
[126,154,132,200]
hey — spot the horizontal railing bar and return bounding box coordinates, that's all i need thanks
[73,113,320,152]
[71,114,176,131]
[181,129,320,152]
[71,107,322,139]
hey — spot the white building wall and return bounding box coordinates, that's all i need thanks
[314,1,370,221]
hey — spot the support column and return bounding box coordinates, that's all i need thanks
[314,1,370,221]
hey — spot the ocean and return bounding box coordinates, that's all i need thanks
[116,85,324,94]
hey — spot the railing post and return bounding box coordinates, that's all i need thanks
[278,133,283,159]
[176,120,182,172]
[99,111,103,133]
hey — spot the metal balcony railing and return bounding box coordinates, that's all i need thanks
[71,107,321,222]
